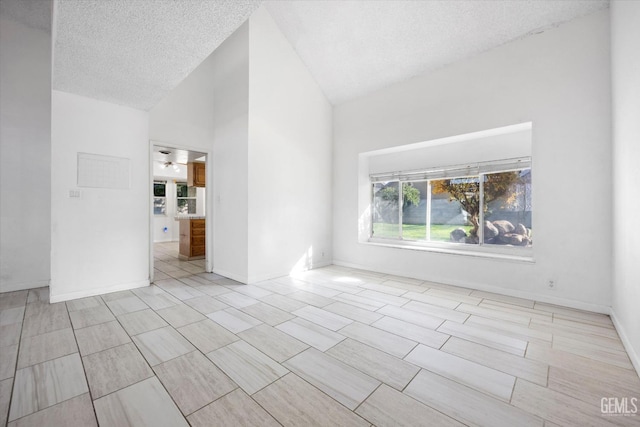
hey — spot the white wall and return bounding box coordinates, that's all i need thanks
[149,8,332,284]
[148,50,217,251]
[149,62,216,149]
[611,0,640,373]
[150,22,250,282]
[333,10,612,311]
[246,7,333,282]
[209,22,250,283]
[50,91,150,301]
[0,16,51,292]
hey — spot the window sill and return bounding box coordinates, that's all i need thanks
[365,238,535,263]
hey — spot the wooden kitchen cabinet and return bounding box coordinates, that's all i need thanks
[179,218,205,260]
[188,162,205,187]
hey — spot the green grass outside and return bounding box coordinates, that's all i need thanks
[372,223,473,241]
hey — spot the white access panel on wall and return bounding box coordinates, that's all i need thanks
[77,152,130,189]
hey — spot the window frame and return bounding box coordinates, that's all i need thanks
[153,180,167,216]
[176,182,197,215]
[369,157,532,258]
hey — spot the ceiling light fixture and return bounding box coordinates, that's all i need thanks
[160,161,182,172]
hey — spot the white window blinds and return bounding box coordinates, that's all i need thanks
[370,157,531,183]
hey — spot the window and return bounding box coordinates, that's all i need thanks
[402,181,428,240]
[429,176,478,243]
[153,181,166,215]
[372,182,400,238]
[483,170,532,246]
[370,158,532,249]
[176,182,196,214]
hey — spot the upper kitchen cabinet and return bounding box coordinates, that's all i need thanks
[188,162,205,187]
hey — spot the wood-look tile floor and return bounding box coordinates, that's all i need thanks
[1,244,639,426]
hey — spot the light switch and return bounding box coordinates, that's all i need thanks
[69,189,81,198]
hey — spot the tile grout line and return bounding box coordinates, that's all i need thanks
[4,293,28,425]
[183,386,243,422]
[95,293,159,402]
[351,382,383,415]
[64,297,99,425]
[400,378,471,426]
[244,387,286,427]
[1,262,631,427]
[100,289,202,424]
[403,367,501,426]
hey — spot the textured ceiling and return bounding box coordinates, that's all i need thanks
[51,0,609,110]
[53,0,261,111]
[265,0,609,104]
[0,0,51,32]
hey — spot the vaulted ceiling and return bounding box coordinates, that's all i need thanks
[52,0,261,110]
[3,0,609,110]
[265,0,609,104]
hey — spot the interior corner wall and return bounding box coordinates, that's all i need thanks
[149,22,251,283]
[210,21,250,283]
[246,7,333,282]
[333,10,612,310]
[611,0,640,373]
[151,8,333,284]
[0,16,52,292]
[50,91,150,302]
[149,54,216,149]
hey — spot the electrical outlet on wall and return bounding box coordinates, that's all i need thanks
[547,279,557,290]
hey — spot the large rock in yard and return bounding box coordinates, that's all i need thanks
[498,233,524,245]
[492,220,514,235]
[465,235,479,244]
[514,223,528,236]
[484,221,499,240]
[450,228,467,242]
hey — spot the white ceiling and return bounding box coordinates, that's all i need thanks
[53,0,261,111]
[153,146,206,166]
[265,0,609,104]
[49,0,608,110]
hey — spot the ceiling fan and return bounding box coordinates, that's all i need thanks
[159,161,184,172]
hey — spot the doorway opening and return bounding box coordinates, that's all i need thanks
[150,142,212,282]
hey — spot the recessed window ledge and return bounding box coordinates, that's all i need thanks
[365,238,535,263]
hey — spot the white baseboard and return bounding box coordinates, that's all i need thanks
[214,261,334,285]
[610,309,640,379]
[247,272,286,285]
[0,279,50,293]
[312,260,334,269]
[332,259,611,314]
[49,279,150,303]
[212,268,249,285]
[249,261,334,284]
[333,259,640,379]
